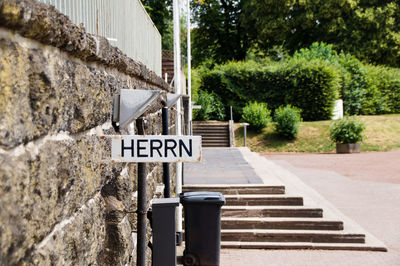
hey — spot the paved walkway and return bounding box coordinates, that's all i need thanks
[184,148,400,266]
[264,150,400,184]
[184,148,262,184]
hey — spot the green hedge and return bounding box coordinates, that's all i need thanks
[200,58,340,121]
[197,43,400,121]
[362,65,400,114]
[295,43,369,116]
[294,42,400,116]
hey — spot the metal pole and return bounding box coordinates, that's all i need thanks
[162,103,170,198]
[173,0,183,235]
[136,117,146,266]
[230,106,233,121]
[244,125,247,147]
[187,0,192,135]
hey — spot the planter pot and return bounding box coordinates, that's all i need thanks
[336,143,361,154]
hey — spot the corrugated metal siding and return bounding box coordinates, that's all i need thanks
[38,0,162,76]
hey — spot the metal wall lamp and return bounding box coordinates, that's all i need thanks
[166,93,182,108]
[112,89,162,131]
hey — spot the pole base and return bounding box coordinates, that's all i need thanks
[176,231,183,246]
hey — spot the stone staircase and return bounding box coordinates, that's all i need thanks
[192,121,230,148]
[182,184,387,251]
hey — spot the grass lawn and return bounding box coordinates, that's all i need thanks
[234,114,400,153]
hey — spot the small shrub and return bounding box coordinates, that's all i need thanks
[242,102,272,132]
[193,90,225,121]
[274,105,302,139]
[330,117,365,144]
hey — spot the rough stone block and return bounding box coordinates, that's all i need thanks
[99,216,134,266]
[0,37,112,148]
[0,136,122,264]
[29,194,106,266]
[0,34,168,149]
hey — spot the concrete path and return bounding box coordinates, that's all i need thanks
[184,148,400,265]
[264,150,400,184]
[184,148,262,184]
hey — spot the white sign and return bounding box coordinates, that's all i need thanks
[332,99,344,120]
[110,135,202,162]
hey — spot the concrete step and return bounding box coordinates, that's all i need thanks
[220,241,387,251]
[182,184,285,195]
[193,132,228,135]
[193,125,228,129]
[202,141,229,145]
[194,132,228,136]
[193,127,228,131]
[192,122,230,148]
[200,139,229,143]
[193,122,228,125]
[193,124,228,127]
[193,126,228,129]
[193,131,228,134]
[224,195,304,206]
[200,135,229,139]
[221,229,365,243]
[201,140,229,144]
[193,121,228,124]
[201,138,229,141]
[201,135,229,141]
[222,206,322,218]
[193,127,228,130]
[221,217,343,230]
[202,144,230,147]
[202,142,230,146]
[193,131,228,135]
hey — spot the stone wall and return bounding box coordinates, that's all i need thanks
[0,0,175,265]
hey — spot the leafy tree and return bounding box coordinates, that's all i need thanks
[243,0,400,67]
[141,0,173,50]
[293,42,339,63]
[191,0,249,67]
[344,0,400,67]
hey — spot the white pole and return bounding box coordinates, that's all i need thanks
[173,0,183,233]
[187,0,192,135]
